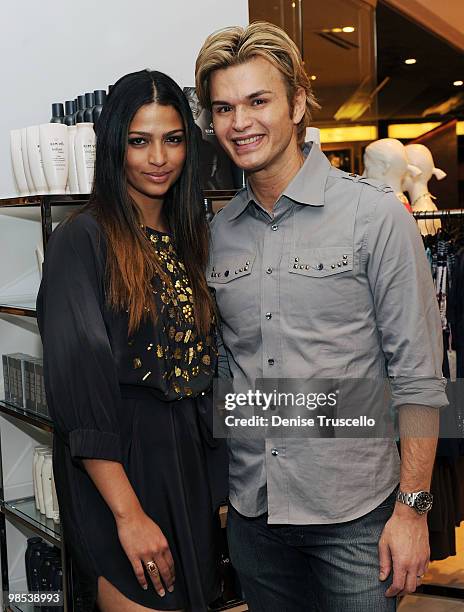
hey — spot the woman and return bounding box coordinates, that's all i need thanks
[37,70,226,612]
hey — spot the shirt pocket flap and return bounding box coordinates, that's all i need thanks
[289,247,353,277]
[208,253,255,284]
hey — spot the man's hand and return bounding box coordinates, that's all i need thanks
[378,504,430,597]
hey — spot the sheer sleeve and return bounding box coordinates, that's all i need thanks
[37,213,124,462]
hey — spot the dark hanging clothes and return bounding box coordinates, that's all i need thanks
[36,212,227,611]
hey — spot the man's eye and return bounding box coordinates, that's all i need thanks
[252,99,266,106]
[128,137,146,145]
[215,105,232,114]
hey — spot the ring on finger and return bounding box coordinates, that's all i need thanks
[416,574,424,580]
[145,560,159,577]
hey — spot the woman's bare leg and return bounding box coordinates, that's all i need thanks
[97,576,184,612]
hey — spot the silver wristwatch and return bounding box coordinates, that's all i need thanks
[396,490,433,515]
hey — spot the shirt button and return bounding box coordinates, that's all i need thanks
[268,358,275,366]
[271,224,278,231]
[271,448,279,456]
[265,312,272,320]
[266,267,273,274]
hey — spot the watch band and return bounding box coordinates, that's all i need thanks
[396,491,416,507]
[396,490,433,514]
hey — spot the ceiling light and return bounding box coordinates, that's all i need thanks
[454,80,463,86]
[310,75,317,81]
[404,58,417,65]
[331,27,342,33]
[342,26,355,33]
[291,1,296,7]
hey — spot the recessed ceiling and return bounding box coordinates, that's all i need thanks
[248,0,464,124]
[376,1,464,121]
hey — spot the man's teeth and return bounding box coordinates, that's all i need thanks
[236,136,261,145]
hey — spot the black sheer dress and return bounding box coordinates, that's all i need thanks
[36,212,227,611]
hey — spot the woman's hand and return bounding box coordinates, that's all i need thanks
[81,460,175,596]
[116,508,175,596]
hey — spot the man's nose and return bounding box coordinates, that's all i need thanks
[232,106,253,132]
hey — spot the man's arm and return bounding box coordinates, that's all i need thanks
[363,190,446,597]
[379,405,438,596]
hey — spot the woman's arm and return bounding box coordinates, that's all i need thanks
[83,459,175,597]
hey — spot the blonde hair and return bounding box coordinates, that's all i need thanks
[195,21,320,146]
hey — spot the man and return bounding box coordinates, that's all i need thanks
[195,22,446,611]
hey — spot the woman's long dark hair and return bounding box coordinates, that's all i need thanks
[82,69,214,335]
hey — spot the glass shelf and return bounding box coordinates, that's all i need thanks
[0,401,53,433]
[0,300,37,318]
[3,497,60,546]
[9,602,35,612]
[0,195,89,208]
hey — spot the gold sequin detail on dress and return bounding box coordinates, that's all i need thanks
[135,228,217,398]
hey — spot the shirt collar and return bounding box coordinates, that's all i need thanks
[224,143,331,222]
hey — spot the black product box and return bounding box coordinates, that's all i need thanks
[5,353,32,408]
[34,359,49,418]
[2,354,10,403]
[24,358,37,413]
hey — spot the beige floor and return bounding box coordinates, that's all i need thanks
[399,594,464,611]
[424,522,464,589]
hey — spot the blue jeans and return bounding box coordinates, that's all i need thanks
[227,488,397,612]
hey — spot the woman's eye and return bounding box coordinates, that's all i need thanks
[128,137,146,146]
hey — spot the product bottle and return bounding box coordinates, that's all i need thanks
[20,127,37,195]
[26,125,48,194]
[74,122,96,193]
[41,453,54,519]
[35,448,50,514]
[64,100,76,126]
[83,92,95,122]
[92,89,107,124]
[67,125,79,194]
[75,94,86,123]
[39,123,68,194]
[25,537,43,590]
[51,468,60,524]
[50,103,65,124]
[10,129,29,196]
[33,446,51,510]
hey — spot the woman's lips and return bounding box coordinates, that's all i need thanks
[143,171,171,184]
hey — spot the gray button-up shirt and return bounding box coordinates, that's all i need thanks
[208,143,447,525]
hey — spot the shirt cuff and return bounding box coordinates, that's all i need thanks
[390,376,448,410]
[69,429,122,461]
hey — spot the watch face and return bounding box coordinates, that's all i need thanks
[415,491,433,514]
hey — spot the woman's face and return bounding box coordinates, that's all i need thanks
[125,102,186,206]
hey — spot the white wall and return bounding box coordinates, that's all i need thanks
[0,0,249,198]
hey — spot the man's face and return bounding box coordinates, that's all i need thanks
[209,56,305,175]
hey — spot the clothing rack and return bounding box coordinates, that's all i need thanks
[412,206,464,601]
